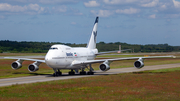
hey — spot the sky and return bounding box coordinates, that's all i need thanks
[0,0,180,46]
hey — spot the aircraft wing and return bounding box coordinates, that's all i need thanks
[71,55,174,66]
[96,49,131,55]
[4,57,45,63]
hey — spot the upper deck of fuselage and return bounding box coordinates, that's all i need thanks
[46,44,97,60]
[49,44,72,50]
[49,44,93,51]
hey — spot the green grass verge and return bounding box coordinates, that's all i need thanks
[0,68,180,101]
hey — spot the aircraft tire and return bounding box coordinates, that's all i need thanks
[87,72,94,75]
[53,72,62,77]
[53,73,58,77]
[53,73,56,77]
[80,71,86,75]
[69,71,75,75]
[57,72,62,76]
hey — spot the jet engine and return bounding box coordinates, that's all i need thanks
[11,60,23,70]
[134,58,144,69]
[28,62,40,72]
[99,60,110,71]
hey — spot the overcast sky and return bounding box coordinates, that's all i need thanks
[0,0,180,46]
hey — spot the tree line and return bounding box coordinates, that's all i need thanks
[0,40,179,53]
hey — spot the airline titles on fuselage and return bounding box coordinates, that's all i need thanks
[66,52,77,57]
[66,53,73,56]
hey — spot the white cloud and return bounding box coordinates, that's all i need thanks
[84,1,100,7]
[103,0,161,5]
[1,0,180,19]
[116,8,140,14]
[103,0,138,5]
[149,14,156,19]
[52,6,67,13]
[0,0,78,4]
[91,10,113,17]
[0,3,46,14]
[159,4,167,10]
[27,4,41,11]
[141,0,159,7]
[38,0,77,4]
[0,3,26,12]
[90,8,140,17]
[172,0,180,8]
[71,22,76,25]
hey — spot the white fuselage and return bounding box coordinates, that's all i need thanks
[45,44,98,69]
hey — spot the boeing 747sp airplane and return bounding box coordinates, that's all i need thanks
[5,17,173,76]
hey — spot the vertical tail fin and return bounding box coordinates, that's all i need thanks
[87,16,99,49]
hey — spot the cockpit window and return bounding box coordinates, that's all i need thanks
[50,47,58,50]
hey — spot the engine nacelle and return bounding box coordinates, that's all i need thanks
[28,63,39,72]
[134,60,144,69]
[99,60,110,71]
[11,61,22,70]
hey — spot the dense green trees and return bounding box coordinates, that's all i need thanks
[0,40,179,53]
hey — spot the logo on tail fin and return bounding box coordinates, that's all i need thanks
[93,31,97,43]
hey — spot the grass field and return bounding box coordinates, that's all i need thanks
[0,68,180,101]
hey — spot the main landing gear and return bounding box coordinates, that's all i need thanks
[80,70,94,75]
[87,64,94,75]
[53,69,62,77]
[52,66,94,76]
[80,67,94,75]
[69,69,94,75]
[80,69,86,75]
[69,69,75,75]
